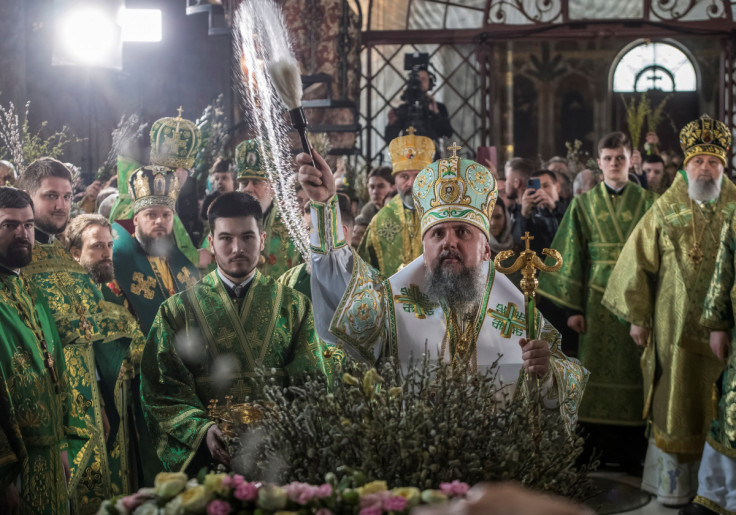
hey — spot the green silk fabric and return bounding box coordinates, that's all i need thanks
[25,242,139,512]
[358,194,423,276]
[538,181,657,425]
[140,269,329,472]
[0,273,69,514]
[111,222,200,336]
[603,174,736,453]
[701,213,736,458]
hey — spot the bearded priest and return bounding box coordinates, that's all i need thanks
[297,145,588,434]
[602,115,736,507]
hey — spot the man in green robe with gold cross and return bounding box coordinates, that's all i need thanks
[603,115,736,507]
[235,139,301,278]
[141,191,329,473]
[111,165,200,337]
[109,108,211,269]
[537,132,657,471]
[358,128,435,276]
[0,187,69,514]
[18,158,144,512]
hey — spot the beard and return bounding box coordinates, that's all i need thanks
[688,176,721,202]
[36,212,69,236]
[399,188,414,208]
[0,239,33,269]
[85,259,114,284]
[138,231,175,257]
[425,250,487,312]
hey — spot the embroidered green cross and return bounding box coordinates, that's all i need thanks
[487,302,526,338]
[393,284,437,319]
[664,205,692,227]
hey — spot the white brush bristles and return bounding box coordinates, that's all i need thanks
[268,59,303,111]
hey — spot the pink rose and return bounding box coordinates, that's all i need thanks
[233,481,259,502]
[315,484,333,498]
[359,507,382,515]
[382,496,407,511]
[360,491,390,508]
[207,500,232,515]
[439,480,470,496]
[120,490,154,511]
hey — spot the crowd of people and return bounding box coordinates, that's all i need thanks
[0,107,735,515]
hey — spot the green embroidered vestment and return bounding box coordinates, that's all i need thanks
[603,173,736,453]
[538,182,657,425]
[259,204,301,279]
[701,214,736,458]
[141,270,329,472]
[0,273,68,514]
[358,194,423,276]
[25,242,139,512]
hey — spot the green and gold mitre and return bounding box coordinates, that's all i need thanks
[150,107,202,169]
[129,165,180,214]
[413,142,497,239]
[680,114,731,167]
[235,139,271,181]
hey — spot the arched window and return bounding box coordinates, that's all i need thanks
[612,42,697,93]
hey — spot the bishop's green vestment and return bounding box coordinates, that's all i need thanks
[701,214,736,457]
[538,181,657,425]
[111,222,200,336]
[259,203,301,279]
[603,172,736,453]
[695,214,736,514]
[0,272,68,514]
[140,269,329,472]
[358,194,423,276]
[25,241,140,512]
[108,156,200,267]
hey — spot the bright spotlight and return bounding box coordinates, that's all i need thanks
[120,9,162,42]
[53,3,122,68]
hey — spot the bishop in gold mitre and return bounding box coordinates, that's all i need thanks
[602,114,736,507]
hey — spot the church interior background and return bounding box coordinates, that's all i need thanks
[1,0,734,178]
[1,2,736,514]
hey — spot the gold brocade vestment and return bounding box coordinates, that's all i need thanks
[358,194,423,276]
[603,172,736,454]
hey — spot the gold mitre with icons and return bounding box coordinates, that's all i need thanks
[235,139,272,181]
[680,114,731,166]
[413,143,497,239]
[129,165,180,213]
[150,107,202,170]
[389,127,436,175]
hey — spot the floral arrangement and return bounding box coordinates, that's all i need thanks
[98,472,471,515]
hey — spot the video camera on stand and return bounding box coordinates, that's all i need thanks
[401,52,436,138]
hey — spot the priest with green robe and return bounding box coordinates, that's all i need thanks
[537,132,657,469]
[235,139,301,278]
[687,203,736,515]
[358,128,435,276]
[602,115,736,507]
[110,109,211,269]
[111,165,200,337]
[18,158,140,512]
[141,191,329,473]
[66,213,148,491]
[0,187,69,514]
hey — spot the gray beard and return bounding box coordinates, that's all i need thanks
[138,232,175,257]
[400,189,414,209]
[688,177,721,202]
[424,257,486,313]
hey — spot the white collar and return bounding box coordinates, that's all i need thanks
[217,268,255,290]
